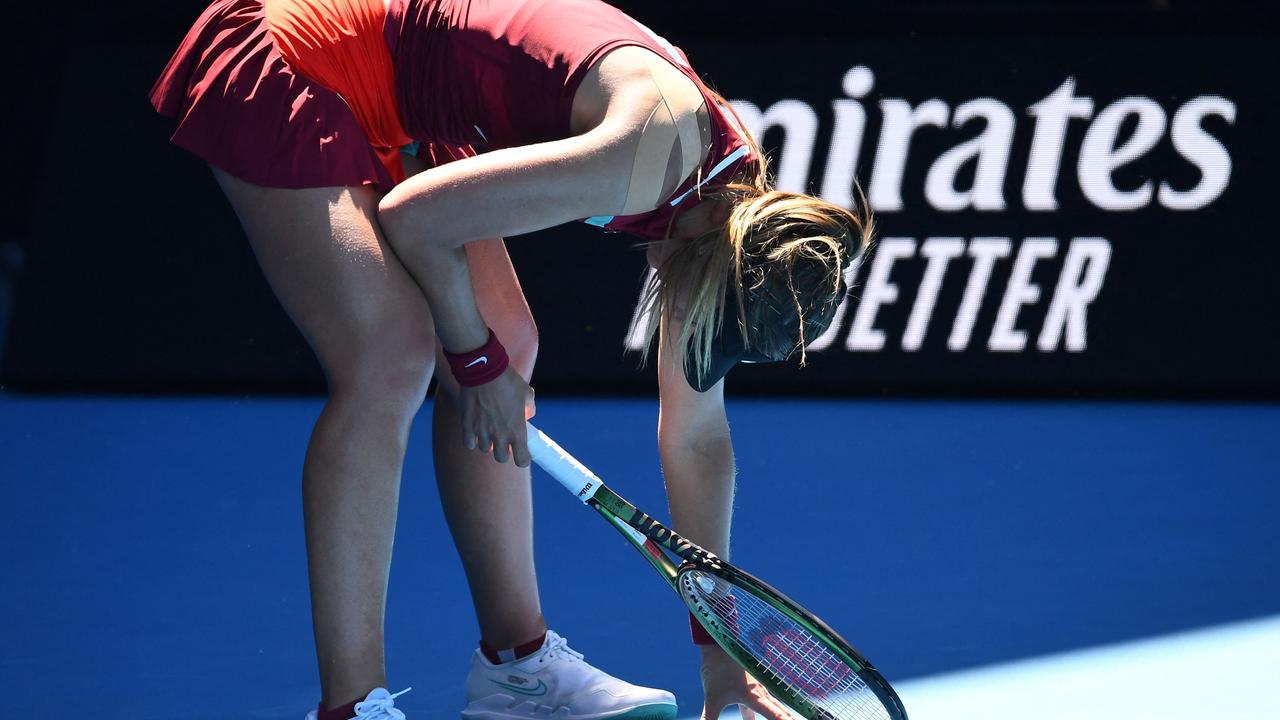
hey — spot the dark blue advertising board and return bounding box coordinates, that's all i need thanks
[1,6,1276,397]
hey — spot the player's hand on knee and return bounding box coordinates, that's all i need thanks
[460,366,535,467]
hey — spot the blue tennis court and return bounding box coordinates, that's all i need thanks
[5,0,1279,717]
[3,394,1276,718]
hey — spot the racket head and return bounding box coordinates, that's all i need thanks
[678,564,907,720]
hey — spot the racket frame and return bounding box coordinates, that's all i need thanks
[527,424,907,720]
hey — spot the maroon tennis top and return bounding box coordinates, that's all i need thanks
[385,0,756,240]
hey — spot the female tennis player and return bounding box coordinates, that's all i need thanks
[151,1,869,719]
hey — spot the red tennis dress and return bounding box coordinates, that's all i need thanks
[150,0,755,240]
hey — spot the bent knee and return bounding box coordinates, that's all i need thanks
[323,332,437,414]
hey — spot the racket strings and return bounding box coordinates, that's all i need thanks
[682,570,892,720]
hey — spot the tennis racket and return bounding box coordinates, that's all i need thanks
[526,423,907,720]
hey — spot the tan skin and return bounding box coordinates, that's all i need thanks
[213,173,548,704]
[216,40,780,718]
[381,45,784,720]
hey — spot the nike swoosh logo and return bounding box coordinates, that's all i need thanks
[465,356,488,368]
[491,679,548,696]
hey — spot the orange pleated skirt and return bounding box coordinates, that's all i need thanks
[150,0,414,190]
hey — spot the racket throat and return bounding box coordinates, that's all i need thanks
[589,493,722,569]
[628,507,722,570]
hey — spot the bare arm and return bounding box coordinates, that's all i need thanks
[377,124,637,466]
[656,317,734,557]
[378,127,633,351]
[657,319,792,720]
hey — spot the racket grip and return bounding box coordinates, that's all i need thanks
[526,423,603,503]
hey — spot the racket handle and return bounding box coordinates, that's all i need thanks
[526,423,602,503]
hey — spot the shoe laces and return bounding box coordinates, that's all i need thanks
[539,632,584,664]
[353,687,411,719]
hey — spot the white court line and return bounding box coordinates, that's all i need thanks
[688,615,1280,720]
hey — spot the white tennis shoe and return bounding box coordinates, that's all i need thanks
[304,687,411,720]
[462,630,678,720]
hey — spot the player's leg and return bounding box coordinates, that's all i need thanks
[213,168,433,710]
[390,149,549,649]
[431,241,678,720]
[431,237,545,648]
